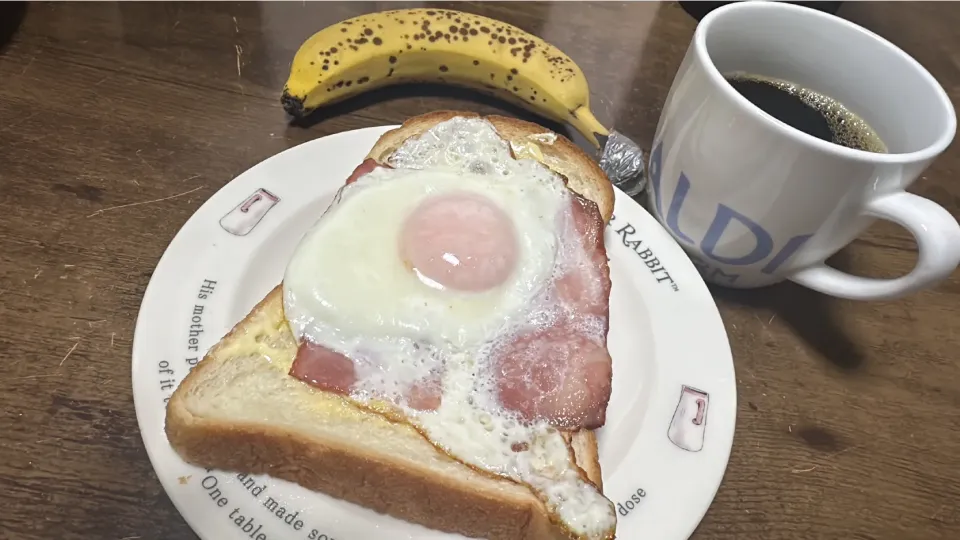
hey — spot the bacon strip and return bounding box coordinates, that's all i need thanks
[493,194,613,430]
[290,341,357,394]
[555,195,611,319]
[406,372,443,411]
[345,158,383,185]
[290,342,442,411]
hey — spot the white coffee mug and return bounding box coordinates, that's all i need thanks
[648,1,960,300]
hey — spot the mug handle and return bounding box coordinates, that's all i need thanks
[789,192,960,300]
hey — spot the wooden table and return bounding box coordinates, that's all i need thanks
[1,2,958,539]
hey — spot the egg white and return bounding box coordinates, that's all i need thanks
[284,164,565,352]
[281,117,616,539]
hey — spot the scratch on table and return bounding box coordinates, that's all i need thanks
[33,268,42,279]
[8,374,60,381]
[0,112,39,133]
[753,313,778,344]
[790,444,864,474]
[111,332,116,347]
[233,16,239,33]
[87,186,202,217]
[21,55,36,76]
[60,338,81,366]
[135,149,159,176]
[235,44,243,77]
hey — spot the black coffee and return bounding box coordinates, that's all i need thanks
[725,72,887,153]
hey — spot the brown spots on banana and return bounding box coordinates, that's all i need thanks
[294,9,587,108]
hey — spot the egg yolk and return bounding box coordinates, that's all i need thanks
[399,191,519,292]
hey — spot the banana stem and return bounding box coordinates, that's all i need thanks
[569,106,611,150]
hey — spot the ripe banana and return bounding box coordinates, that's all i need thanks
[281,8,610,148]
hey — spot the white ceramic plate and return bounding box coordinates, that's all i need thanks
[132,125,737,540]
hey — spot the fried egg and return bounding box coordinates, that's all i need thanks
[282,117,616,540]
[283,162,565,351]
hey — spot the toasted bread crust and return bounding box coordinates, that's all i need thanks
[366,110,615,223]
[166,288,594,540]
[165,111,615,540]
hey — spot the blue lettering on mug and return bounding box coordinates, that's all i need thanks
[665,172,696,244]
[760,233,812,274]
[701,205,773,266]
[649,140,812,275]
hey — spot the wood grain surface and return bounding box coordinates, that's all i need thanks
[1,2,958,539]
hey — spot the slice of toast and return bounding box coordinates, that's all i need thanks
[165,111,615,540]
